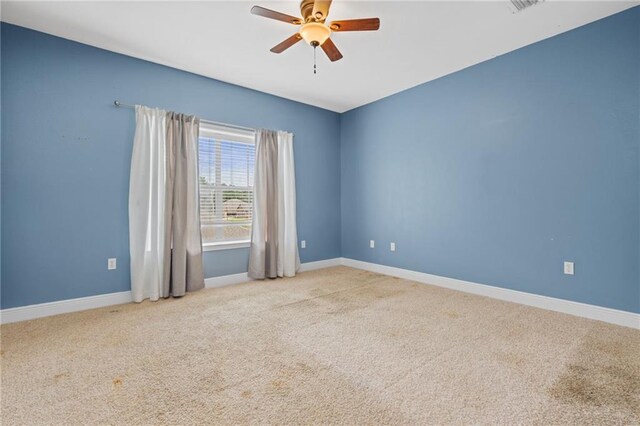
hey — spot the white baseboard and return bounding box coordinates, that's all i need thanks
[0,291,133,325]
[4,257,636,329]
[205,272,251,289]
[1,257,344,324]
[340,258,640,330]
[204,257,343,289]
[299,257,343,272]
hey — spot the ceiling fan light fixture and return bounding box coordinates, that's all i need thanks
[299,22,331,45]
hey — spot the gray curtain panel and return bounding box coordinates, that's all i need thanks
[249,129,279,279]
[164,112,205,297]
[248,129,300,279]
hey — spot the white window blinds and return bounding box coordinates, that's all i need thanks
[198,122,255,245]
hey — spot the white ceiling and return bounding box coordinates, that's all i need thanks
[2,1,637,112]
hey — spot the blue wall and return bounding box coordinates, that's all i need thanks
[0,23,341,309]
[2,8,639,313]
[341,7,640,313]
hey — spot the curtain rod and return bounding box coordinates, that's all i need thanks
[113,100,256,133]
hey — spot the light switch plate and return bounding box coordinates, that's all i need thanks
[564,261,574,275]
[390,242,396,252]
[370,240,375,248]
[301,240,306,249]
[108,258,117,270]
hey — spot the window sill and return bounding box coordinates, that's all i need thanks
[203,240,251,252]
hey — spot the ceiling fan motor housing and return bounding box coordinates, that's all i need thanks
[300,0,322,22]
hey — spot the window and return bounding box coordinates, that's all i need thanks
[199,122,255,249]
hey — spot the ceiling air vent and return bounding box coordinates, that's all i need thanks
[509,0,544,13]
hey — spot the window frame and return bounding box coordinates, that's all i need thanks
[198,121,256,252]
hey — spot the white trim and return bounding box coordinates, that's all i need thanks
[299,257,343,272]
[203,257,343,288]
[0,258,344,324]
[5,257,634,329]
[0,291,133,325]
[203,240,250,251]
[340,258,640,330]
[205,272,251,289]
[199,121,255,144]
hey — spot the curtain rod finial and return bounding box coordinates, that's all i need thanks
[114,100,121,107]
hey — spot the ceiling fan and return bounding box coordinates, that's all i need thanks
[251,0,380,63]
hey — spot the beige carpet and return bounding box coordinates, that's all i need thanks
[1,266,639,425]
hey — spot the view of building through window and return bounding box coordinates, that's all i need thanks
[198,124,255,245]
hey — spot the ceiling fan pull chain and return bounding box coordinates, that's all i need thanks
[313,44,317,74]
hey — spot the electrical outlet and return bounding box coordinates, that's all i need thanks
[370,240,375,248]
[390,242,396,252]
[563,261,574,275]
[301,240,306,249]
[108,258,117,270]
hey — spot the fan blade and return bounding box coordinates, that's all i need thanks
[270,33,303,53]
[329,18,380,32]
[251,6,302,25]
[312,0,333,22]
[321,38,343,62]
